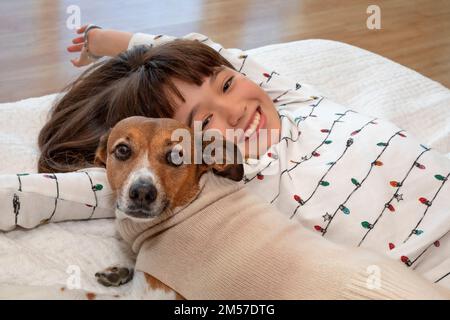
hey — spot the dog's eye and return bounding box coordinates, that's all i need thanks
[166,146,184,167]
[114,144,131,160]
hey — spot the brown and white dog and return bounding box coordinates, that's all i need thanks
[93,116,243,299]
[91,116,449,300]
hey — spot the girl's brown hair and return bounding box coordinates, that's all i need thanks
[38,39,234,173]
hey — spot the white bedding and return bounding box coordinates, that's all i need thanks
[1,39,449,299]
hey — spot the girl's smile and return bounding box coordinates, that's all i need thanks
[244,106,265,141]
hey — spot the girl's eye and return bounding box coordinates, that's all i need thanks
[223,76,234,93]
[114,144,131,160]
[202,115,213,130]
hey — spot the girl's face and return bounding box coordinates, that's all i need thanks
[171,66,281,159]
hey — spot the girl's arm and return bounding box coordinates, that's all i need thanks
[67,26,133,67]
[89,29,133,57]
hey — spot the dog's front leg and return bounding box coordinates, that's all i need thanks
[95,265,183,299]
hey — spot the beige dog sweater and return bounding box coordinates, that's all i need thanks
[116,173,449,300]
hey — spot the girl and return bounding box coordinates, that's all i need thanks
[18,25,450,290]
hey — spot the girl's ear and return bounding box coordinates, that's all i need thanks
[94,129,111,167]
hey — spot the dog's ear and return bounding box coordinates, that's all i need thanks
[211,162,244,182]
[94,129,111,168]
[201,136,244,182]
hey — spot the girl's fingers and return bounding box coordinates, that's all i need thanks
[72,36,84,44]
[67,43,84,52]
[69,26,94,68]
[71,58,86,68]
[70,58,79,67]
[71,50,92,67]
[76,24,88,34]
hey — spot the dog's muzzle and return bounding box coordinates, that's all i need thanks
[129,179,157,205]
[122,178,159,218]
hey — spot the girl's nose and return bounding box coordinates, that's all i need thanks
[224,104,246,128]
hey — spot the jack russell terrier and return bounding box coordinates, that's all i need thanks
[92,116,449,300]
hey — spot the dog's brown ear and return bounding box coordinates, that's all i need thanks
[201,136,244,182]
[211,162,244,182]
[94,129,111,168]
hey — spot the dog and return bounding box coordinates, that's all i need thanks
[93,116,243,300]
[92,116,449,300]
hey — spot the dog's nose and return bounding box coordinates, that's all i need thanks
[129,180,157,205]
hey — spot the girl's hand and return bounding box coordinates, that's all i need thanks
[67,24,100,67]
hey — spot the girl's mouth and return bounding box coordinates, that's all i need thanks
[244,106,266,140]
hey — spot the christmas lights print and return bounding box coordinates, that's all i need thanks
[400,231,449,268]
[435,272,449,284]
[270,100,348,203]
[238,54,248,73]
[14,173,30,226]
[84,171,100,219]
[42,173,59,224]
[13,193,20,226]
[16,173,29,191]
[318,130,404,236]
[287,114,377,218]
[263,71,280,83]
[279,114,302,146]
[403,172,449,243]
[357,146,431,246]
[295,96,324,126]
[272,89,292,104]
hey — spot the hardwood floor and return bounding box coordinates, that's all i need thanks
[0,0,449,103]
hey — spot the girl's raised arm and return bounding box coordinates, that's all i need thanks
[68,26,133,67]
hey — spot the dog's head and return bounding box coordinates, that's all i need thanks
[94,116,243,220]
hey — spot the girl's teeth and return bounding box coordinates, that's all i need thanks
[244,111,261,138]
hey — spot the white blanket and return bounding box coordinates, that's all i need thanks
[1,39,449,299]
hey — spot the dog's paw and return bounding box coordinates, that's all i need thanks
[95,266,134,287]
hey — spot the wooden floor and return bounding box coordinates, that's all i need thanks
[0,0,449,103]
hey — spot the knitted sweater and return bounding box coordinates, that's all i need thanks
[116,172,449,300]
